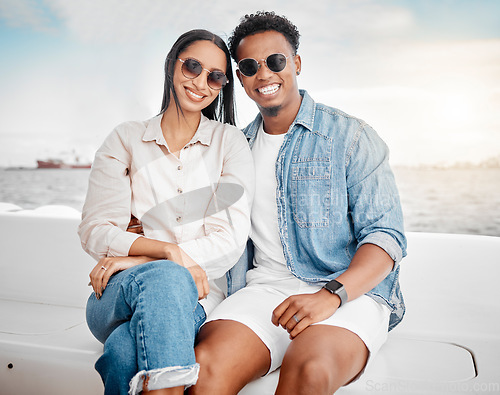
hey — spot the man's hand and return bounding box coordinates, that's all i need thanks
[127,215,144,235]
[89,255,151,299]
[271,289,341,339]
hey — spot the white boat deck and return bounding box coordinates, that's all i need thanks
[1,205,499,394]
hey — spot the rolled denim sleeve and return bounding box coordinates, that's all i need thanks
[178,131,254,280]
[346,122,407,267]
[78,127,140,261]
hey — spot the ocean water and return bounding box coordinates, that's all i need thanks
[1,167,499,237]
[393,167,500,237]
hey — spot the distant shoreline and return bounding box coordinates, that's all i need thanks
[5,165,500,171]
[2,166,92,171]
[394,163,500,170]
[394,155,500,170]
[2,155,500,171]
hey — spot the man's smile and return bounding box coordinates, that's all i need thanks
[257,83,281,96]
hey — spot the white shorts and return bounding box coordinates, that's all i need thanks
[206,270,391,374]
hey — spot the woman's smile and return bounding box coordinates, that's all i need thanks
[185,87,205,101]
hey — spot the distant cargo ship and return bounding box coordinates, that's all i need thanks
[36,159,91,169]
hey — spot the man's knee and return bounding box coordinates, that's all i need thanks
[194,336,223,378]
[281,344,367,393]
[194,341,209,367]
[285,356,334,392]
[191,339,228,394]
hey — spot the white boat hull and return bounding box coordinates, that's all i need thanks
[1,205,499,394]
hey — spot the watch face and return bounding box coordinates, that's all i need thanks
[326,280,343,292]
[325,280,347,306]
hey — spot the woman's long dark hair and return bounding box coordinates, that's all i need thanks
[160,29,236,126]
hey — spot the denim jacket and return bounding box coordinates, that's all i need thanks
[226,90,407,330]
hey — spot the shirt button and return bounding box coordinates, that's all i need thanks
[177,165,182,170]
[176,216,182,222]
[177,188,183,194]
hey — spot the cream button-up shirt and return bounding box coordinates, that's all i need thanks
[78,114,254,314]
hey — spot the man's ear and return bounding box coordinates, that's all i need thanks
[236,69,244,87]
[293,54,302,76]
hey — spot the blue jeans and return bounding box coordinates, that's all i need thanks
[86,260,206,394]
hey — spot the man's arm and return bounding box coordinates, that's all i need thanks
[273,122,405,338]
[272,244,393,338]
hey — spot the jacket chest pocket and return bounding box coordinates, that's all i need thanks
[290,162,331,228]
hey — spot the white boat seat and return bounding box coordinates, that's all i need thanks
[1,207,499,394]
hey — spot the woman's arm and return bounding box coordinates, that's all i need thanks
[81,125,253,297]
[78,126,185,262]
[88,219,209,299]
[78,126,142,260]
[79,126,206,296]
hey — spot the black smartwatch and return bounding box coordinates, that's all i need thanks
[323,279,348,307]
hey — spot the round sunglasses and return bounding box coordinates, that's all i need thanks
[178,58,228,90]
[237,53,292,77]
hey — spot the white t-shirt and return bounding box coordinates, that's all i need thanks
[250,122,292,280]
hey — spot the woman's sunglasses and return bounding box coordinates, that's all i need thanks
[178,58,228,90]
[237,53,291,77]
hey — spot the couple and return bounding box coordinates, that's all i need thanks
[79,11,406,395]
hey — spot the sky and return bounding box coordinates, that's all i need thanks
[0,0,499,167]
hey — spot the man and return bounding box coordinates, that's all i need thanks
[191,11,406,395]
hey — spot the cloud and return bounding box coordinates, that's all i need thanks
[296,0,415,42]
[309,38,500,165]
[43,0,239,43]
[0,0,499,166]
[39,0,416,45]
[0,0,54,31]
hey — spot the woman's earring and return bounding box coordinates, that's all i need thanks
[296,70,301,76]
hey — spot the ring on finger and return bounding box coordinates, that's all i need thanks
[293,314,300,323]
[101,266,107,271]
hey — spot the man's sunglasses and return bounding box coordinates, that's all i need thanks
[178,58,228,90]
[237,53,291,77]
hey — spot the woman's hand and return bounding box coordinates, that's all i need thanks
[186,264,210,300]
[89,255,151,299]
[163,244,209,299]
[127,238,209,299]
[271,289,341,339]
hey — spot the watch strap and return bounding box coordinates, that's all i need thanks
[323,279,348,306]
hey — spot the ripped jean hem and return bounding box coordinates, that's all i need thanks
[128,363,200,394]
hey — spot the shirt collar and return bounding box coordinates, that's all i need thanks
[293,90,315,132]
[142,114,213,147]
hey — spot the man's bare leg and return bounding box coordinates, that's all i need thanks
[276,325,369,395]
[190,320,271,395]
[143,386,183,394]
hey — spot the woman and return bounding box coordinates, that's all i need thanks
[79,29,254,395]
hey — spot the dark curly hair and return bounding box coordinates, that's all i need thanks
[228,11,300,62]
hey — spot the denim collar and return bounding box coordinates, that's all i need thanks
[244,90,315,144]
[143,114,212,148]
